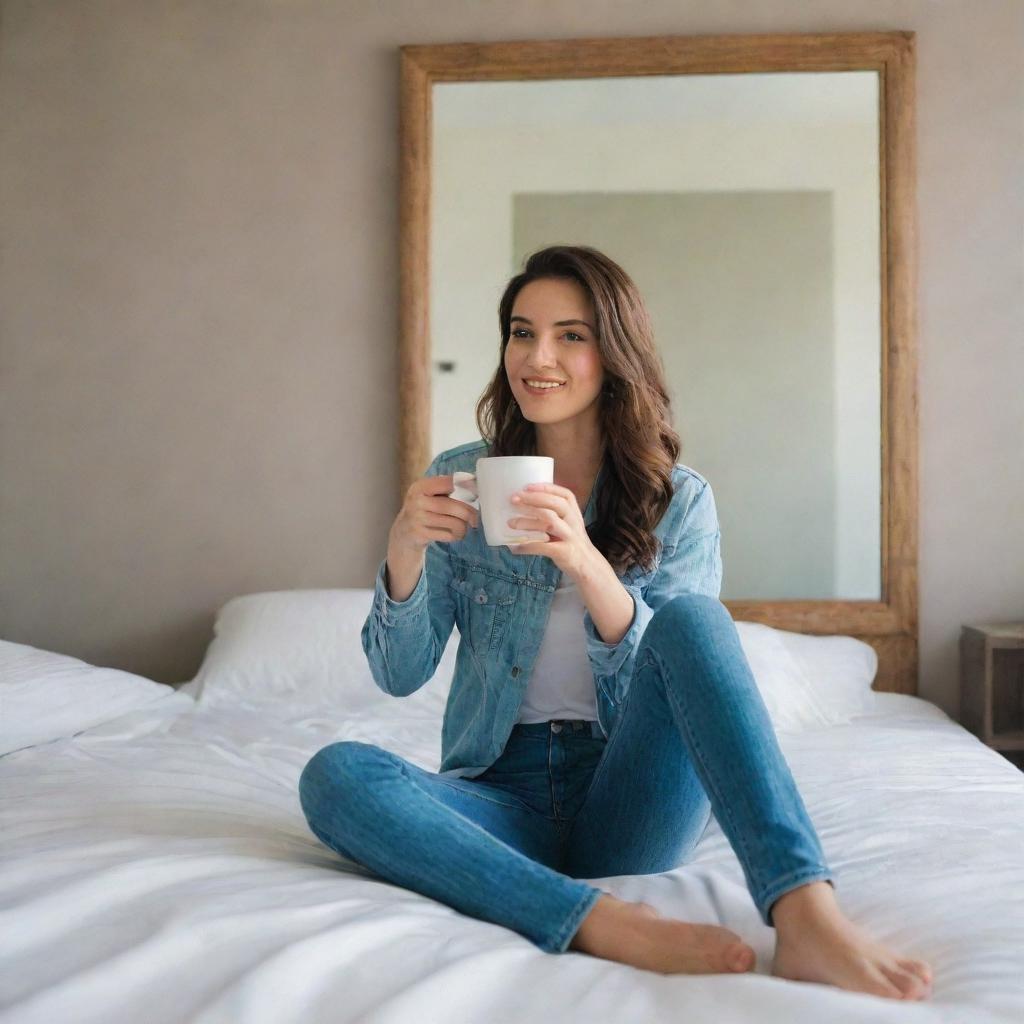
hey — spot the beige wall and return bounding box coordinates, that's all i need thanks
[0,1,1021,716]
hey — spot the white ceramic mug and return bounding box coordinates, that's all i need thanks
[449,456,554,547]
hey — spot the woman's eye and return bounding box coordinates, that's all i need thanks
[510,328,585,342]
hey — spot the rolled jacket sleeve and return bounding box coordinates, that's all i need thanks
[370,556,429,626]
[583,479,723,707]
[360,457,457,697]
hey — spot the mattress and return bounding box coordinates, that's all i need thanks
[2,685,1023,1023]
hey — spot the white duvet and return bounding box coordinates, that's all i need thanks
[2,684,1024,1024]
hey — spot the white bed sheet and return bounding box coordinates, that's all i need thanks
[2,685,1023,1024]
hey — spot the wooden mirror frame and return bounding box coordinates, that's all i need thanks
[398,31,918,694]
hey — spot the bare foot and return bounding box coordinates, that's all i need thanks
[770,882,933,1001]
[569,894,756,975]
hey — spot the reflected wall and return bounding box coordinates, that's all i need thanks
[431,72,881,600]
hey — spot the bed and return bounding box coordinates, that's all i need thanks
[2,588,1023,1024]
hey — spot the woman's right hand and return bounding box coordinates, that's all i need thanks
[388,474,480,557]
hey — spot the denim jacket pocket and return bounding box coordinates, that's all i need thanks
[448,568,517,664]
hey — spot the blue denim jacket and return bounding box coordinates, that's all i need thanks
[361,439,723,779]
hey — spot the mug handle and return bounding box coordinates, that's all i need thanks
[450,471,480,509]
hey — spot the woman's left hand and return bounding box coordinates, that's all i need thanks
[506,483,600,579]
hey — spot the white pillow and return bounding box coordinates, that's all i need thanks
[733,621,838,731]
[181,589,457,715]
[184,589,874,734]
[0,640,183,756]
[772,626,879,718]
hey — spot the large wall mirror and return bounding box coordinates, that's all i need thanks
[399,32,918,692]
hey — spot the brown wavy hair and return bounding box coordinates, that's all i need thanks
[475,245,681,575]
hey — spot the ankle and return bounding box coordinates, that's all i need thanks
[569,895,646,956]
[771,881,840,931]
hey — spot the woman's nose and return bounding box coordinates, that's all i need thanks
[527,341,559,368]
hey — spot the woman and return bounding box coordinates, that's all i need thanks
[299,245,932,999]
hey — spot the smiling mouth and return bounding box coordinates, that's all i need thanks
[523,379,567,394]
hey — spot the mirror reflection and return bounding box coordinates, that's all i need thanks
[430,72,881,601]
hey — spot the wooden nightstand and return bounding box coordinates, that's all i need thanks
[960,623,1024,770]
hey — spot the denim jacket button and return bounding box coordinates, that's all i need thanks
[474,590,488,604]
[511,666,520,677]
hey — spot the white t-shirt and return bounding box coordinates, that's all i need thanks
[515,574,599,724]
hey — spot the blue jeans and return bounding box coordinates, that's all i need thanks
[298,594,835,954]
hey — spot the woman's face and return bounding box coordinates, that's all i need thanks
[504,277,605,428]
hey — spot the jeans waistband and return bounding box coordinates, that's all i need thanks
[510,720,604,738]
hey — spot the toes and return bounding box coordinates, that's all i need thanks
[896,959,933,999]
[724,941,756,973]
[898,958,933,986]
[879,962,928,1000]
[689,925,753,974]
[865,964,906,1000]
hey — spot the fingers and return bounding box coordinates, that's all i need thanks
[421,510,472,541]
[512,490,574,517]
[411,477,476,524]
[522,482,574,499]
[509,506,563,537]
[427,495,478,527]
[395,475,479,551]
[419,473,458,496]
